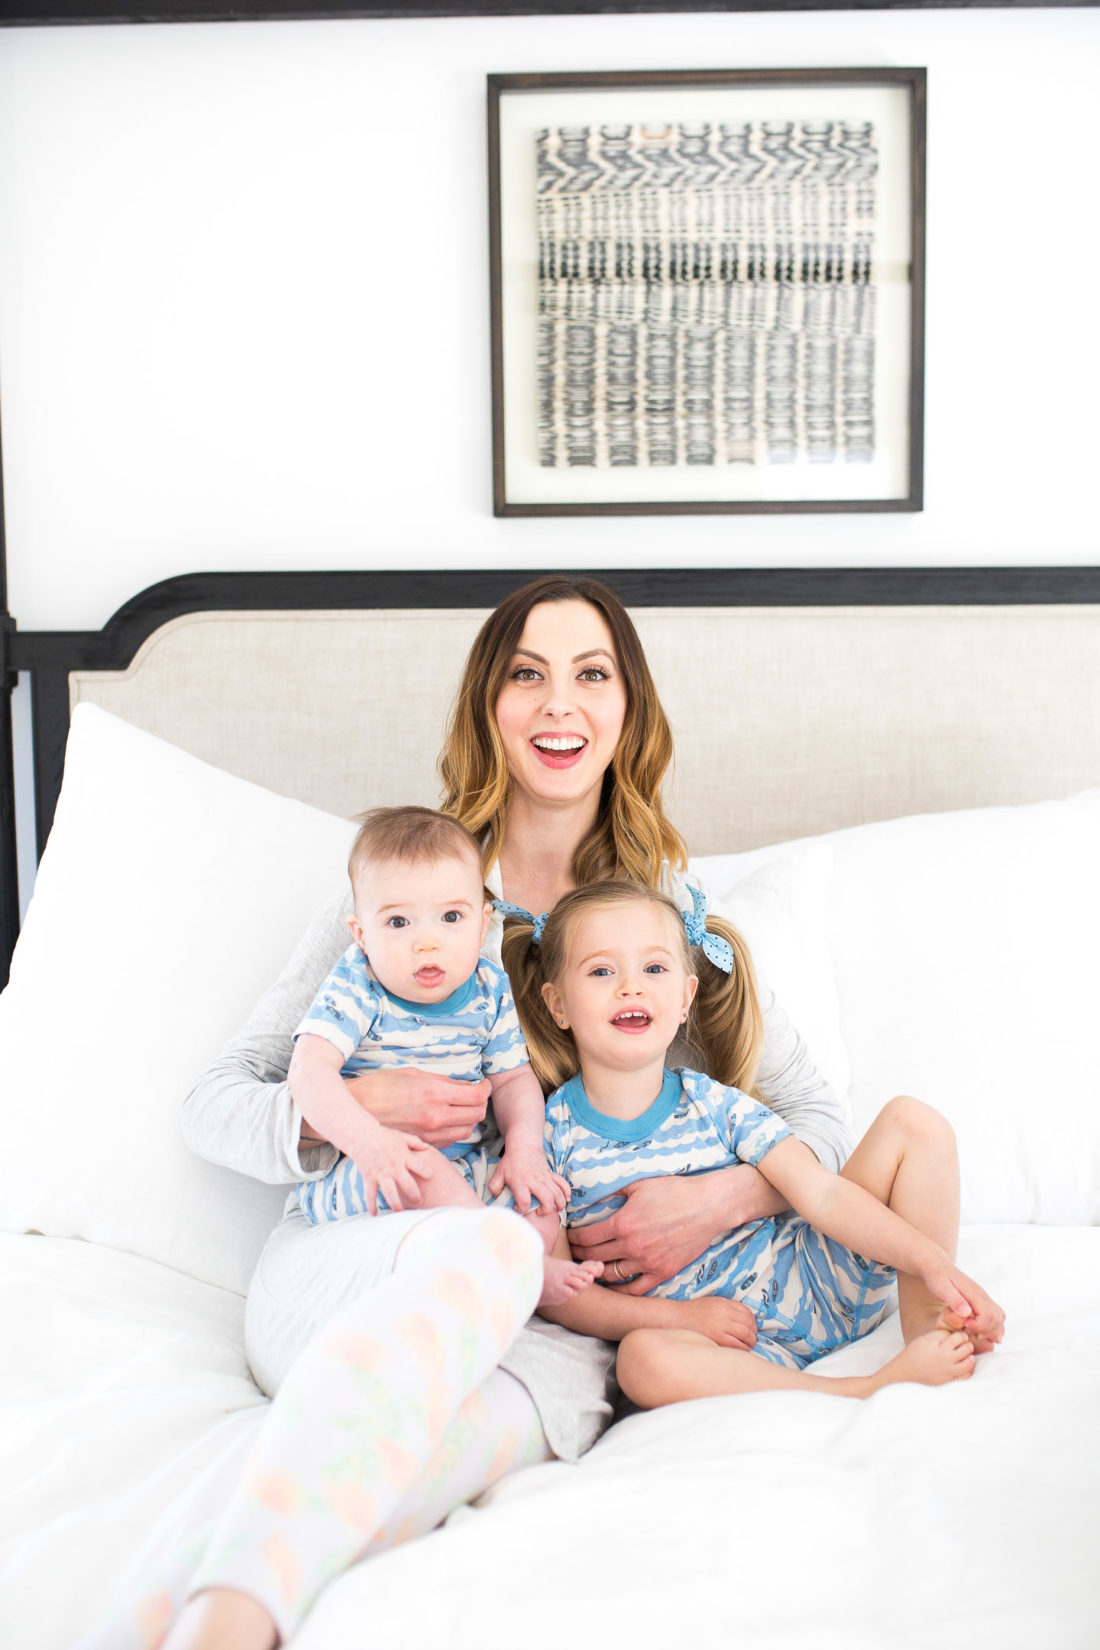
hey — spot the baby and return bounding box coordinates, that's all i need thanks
[289,805,600,1306]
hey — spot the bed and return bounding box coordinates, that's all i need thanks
[1,566,1098,1650]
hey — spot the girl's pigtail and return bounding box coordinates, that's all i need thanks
[684,914,765,1098]
[499,918,577,1095]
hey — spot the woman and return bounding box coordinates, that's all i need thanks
[158,576,850,1650]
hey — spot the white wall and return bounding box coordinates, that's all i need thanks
[0,9,1098,638]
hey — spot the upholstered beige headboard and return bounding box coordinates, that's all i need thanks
[70,601,1100,854]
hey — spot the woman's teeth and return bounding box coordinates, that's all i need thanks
[532,736,586,751]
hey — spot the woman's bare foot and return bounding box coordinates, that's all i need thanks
[160,1588,278,1650]
[868,1327,977,1393]
[540,1256,602,1307]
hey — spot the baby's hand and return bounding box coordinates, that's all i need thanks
[679,1295,758,1351]
[488,1146,570,1216]
[924,1259,1006,1347]
[356,1127,433,1216]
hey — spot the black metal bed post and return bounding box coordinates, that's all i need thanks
[0,403,20,988]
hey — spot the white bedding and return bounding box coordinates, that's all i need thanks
[4,1225,1098,1650]
[3,710,1098,1649]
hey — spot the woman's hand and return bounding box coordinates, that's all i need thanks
[342,1068,491,1149]
[567,1165,785,1295]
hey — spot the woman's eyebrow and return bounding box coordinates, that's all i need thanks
[512,647,615,665]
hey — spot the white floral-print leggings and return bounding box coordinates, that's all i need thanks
[79,1207,550,1647]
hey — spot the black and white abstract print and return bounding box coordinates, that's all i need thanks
[536,120,877,470]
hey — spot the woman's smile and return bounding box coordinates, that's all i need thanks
[530,732,589,768]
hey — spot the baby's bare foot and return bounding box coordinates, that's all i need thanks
[875,1327,976,1391]
[540,1257,603,1307]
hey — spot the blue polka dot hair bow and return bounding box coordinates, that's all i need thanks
[682,885,735,975]
[492,899,549,946]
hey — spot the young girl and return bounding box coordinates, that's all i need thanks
[503,881,1005,1405]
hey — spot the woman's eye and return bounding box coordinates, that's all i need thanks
[442,910,462,924]
[578,667,610,683]
[510,666,542,683]
[387,916,409,929]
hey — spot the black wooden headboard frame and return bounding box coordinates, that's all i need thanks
[3,561,1100,987]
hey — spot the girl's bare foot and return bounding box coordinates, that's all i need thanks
[539,1256,602,1307]
[911,1305,999,1356]
[870,1327,976,1392]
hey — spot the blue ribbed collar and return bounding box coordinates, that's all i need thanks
[558,1067,682,1141]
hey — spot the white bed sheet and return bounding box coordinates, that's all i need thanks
[2,1226,1098,1650]
[0,1234,266,1650]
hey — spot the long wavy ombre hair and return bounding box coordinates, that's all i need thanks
[439,576,686,887]
[501,881,765,1098]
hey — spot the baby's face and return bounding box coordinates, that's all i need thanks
[348,851,491,1004]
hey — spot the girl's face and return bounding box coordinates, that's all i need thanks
[494,600,628,815]
[541,900,698,1075]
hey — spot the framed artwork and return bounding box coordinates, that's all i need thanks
[488,67,926,516]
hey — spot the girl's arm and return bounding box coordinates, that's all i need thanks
[539,1230,757,1350]
[757,1136,992,1330]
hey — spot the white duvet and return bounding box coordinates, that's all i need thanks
[3,1224,1098,1650]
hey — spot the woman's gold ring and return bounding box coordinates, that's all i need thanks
[613,1260,626,1281]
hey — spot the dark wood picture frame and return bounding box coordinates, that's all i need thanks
[489,66,926,517]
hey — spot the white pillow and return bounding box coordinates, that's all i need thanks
[818,791,1100,1226]
[697,792,1100,1225]
[0,705,356,1293]
[688,845,850,1101]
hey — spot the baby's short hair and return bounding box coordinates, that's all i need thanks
[348,805,482,891]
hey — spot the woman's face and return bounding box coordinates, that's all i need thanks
[494,600,628,815]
